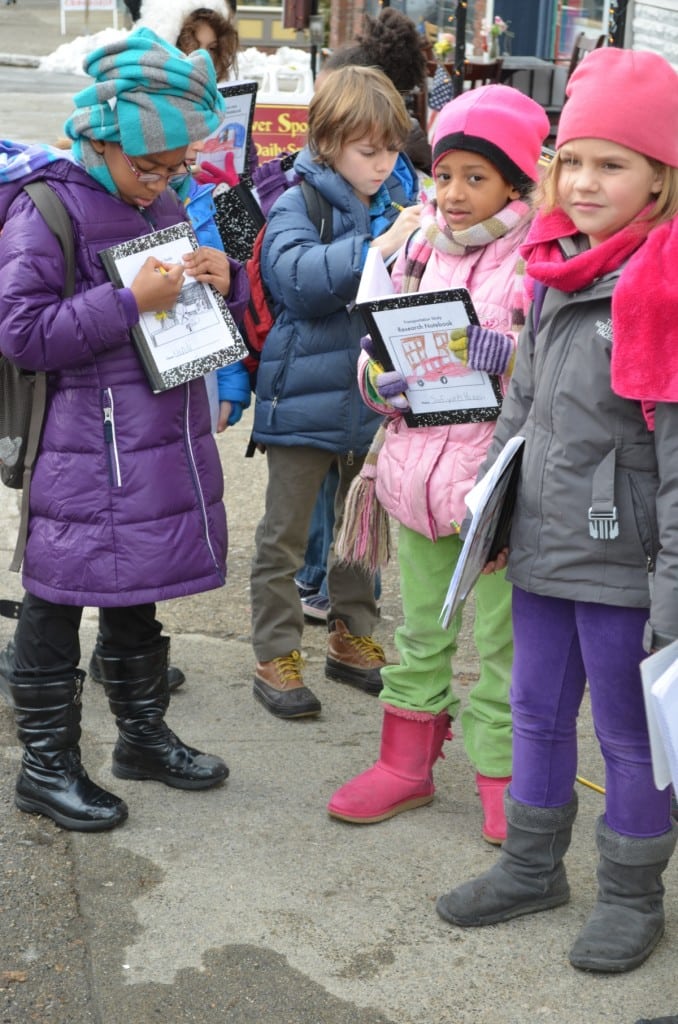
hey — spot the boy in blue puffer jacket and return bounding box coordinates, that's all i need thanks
[249,66,422,720]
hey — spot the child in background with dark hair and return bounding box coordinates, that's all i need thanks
[249,66,421,720]
[437,47,678,975]
[327,85,549,843]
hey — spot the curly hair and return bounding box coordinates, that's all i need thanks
[176,8,239,81]
[353,8,426,93]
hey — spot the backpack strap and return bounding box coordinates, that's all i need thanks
[300,180,333,244]
[8,182,76,572]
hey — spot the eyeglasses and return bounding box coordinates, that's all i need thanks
[120,150,191,185]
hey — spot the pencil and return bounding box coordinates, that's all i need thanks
[576,774,606,795]
[391,201,405,213]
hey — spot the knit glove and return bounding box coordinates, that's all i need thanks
[194,154,239,188]
[361,334,410,411]
[448,325,515,376]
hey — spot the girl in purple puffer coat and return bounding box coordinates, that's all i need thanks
[0,30,238,833]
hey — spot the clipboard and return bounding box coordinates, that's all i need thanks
[357,288,503,428]
[441,436,524,626]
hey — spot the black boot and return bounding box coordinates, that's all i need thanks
[89,634,185,692]
[569,816,678,973]
[95,640,228,790]
[9,671,128,832]
[436,790,578,927]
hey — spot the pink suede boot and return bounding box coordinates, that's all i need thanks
[476,773,511,845]
[327,704,452,824]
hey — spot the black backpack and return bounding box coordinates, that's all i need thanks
[0,181,75,570]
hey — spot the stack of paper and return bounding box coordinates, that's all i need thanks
[640,639,678,792]
[440,435,524,628]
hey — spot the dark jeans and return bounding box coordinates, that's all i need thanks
[510,587,671,838]
[13,593,162,678]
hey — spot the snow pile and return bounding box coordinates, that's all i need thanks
[39,28,129,75]
[39,34,313,101]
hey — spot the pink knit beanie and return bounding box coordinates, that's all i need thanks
[557,47,678,168]
[432,84,549,188]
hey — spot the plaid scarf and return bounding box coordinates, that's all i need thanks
[400,198,533,334]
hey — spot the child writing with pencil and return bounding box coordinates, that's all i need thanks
[327,85,549,843]
[0,29,235,832]
[436,47,678,974]
[249,65,421,720]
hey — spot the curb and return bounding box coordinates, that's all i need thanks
[0,52,41,67]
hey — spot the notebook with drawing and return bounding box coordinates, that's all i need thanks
[356,249,502,428]
[100,222,247,393]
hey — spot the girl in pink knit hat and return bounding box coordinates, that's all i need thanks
[437,46,678,975]
[327,83,549,844]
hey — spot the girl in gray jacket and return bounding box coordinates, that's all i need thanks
[436,47,678,974]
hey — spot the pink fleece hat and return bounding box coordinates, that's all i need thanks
[557,47,678,168]
[431,84,549,188]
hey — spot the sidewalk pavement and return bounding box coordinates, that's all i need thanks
[0,0,126,66]
[1,9,678,1022]
[2,409,676,1024]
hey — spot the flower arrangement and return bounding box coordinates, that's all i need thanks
[433,32,455,60]
[486,16,509,59]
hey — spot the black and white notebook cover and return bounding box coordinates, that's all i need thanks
[100,222,247,393]
[356,250,502,428]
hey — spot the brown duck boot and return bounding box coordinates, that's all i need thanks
[325,619,385,695]
[253,651,321,719]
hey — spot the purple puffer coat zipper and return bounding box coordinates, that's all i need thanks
[0,158,227,606]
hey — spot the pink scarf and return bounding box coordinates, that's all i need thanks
[521,207,678,402]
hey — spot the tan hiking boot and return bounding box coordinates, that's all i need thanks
[325,620,385,695]
[253,651,321,719]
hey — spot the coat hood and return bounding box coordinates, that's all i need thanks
[138,0,233,52]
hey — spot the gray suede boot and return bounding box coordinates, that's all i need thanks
[436,789,578,927]
[569,816,678,973]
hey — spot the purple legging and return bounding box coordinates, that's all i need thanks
[510,587,671,838]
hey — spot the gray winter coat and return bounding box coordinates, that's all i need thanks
[483,269,678,649]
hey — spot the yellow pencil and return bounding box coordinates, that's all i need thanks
[391,201,405,213]
[576,774,606,795]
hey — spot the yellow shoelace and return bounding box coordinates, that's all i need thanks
[272,650,305,685]
[346,634,385,663]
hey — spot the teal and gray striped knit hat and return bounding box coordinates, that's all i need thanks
[64,27,225,193]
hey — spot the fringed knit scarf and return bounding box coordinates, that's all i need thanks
[521,206,678,403]
[336,198,532,573]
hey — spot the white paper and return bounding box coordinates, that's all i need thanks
[356,247,396,305]
[641,639,678,791]
[440,436,524,628]
[110,235,237,377]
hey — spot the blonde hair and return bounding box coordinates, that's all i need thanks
[539,151,678,228]
[308,65,411,167]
